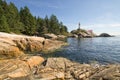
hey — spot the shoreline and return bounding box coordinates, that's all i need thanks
[0,56,119,80]
[0,32,67,58]
[0,32,119,80]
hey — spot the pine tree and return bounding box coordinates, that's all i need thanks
[0,5,3,17]
[37,17,47,35]
[0,0,8,15]
[49,14,60,34]
[0,0,68,35]
[0,0,2,4]
[20,6,36,35]
[0,15,10,32]
[7,2,23,33]
[44,15,49,33]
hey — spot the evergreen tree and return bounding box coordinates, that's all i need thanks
[44,15,49,33]
[7,2,23,33]
[20,6,36,35]
[0,0,68,35]
[0,5,3,17]
[37,17,47,35]
[49,14,60,34]
[0,0,8,14]
[0,0,2,4]
[0,15,10,32]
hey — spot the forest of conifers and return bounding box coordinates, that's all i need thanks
[0,0,68,36]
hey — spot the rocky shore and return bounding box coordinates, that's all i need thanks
[0,32,120,80]
[0,32,67,58]
[0,57,120,80]
[37,58,120,80]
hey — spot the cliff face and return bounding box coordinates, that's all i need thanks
[0,32,66,58]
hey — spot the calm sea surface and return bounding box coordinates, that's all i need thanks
[44,37,120,64]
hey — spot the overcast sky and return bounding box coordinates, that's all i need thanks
[6,0,120,35]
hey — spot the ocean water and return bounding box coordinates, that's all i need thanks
[44,37,120,64]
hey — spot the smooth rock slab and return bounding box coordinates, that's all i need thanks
[0,56,44,80]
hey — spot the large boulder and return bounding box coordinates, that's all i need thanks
[44,57,73,69]
[26,56,44,69]
[43,33,58,39]
[35,57,73,80]
[0,38,24,58]
[42,39,67,53]
[13,37,45,52]
[57,35,66,39]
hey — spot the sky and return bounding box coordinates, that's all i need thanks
[6,0,120,35]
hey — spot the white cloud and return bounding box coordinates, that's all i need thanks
[81,23,120,35]
[83,23,120,28]
[67,23,120,31]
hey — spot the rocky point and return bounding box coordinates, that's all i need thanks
[0,32,66,58]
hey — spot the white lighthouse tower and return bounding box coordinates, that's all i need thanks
[78,22,80,30]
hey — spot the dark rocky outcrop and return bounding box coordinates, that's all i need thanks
[70,29,96,38]
[99,33,112,37]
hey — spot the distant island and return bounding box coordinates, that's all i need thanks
[98,33,113,37]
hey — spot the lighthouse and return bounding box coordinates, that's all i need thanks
[78,22,80,30]
[77,22,81,38]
